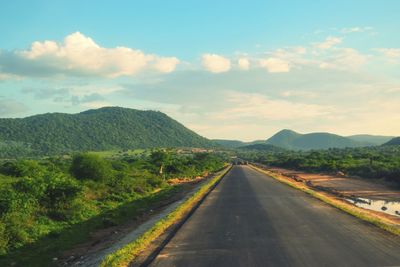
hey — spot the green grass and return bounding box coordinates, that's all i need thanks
[100,165,232,267]
[250,165,400,236]
[0,185,183,267]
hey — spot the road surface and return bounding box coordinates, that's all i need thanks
[147,165,400,267]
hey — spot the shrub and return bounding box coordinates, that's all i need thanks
[40,173,82,220]
[0,221,8,255]
[0,160,45,177]
[70,153,111,181]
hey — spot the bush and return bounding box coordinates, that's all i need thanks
[70,153,111,181]
[0,222,8,255]
[41,173,82,220]
[0,160,45,177]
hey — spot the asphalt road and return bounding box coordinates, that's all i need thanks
[148,165,400,267]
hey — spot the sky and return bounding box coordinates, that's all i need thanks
[0,0,399,141]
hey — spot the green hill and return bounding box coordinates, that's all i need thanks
[266,129,365,150]
[347,134,394,145]
[0,107,213,157]
[264,129,301,149]
[383,137,400,146]
[212,139,246,148]
[212,139,265,149]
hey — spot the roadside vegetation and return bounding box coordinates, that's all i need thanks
[0,150,225,266]
[101,165,231,267]
[239,145,400,186]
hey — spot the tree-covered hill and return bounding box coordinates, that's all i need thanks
[383,137,400,146]
[212,139,266,149]
[0,107,214,157]
[212,139,246,148]
[265,129,366,150]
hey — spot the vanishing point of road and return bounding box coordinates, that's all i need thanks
[148,165,400,267]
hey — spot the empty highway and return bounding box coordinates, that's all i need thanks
[148,165,400,267]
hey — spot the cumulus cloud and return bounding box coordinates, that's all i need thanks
[0,32,179,78]
[202,54,231,73]
[153,57,180,73]
[314,36,342,49]
[259,57,290,73]
[238,58,250,70]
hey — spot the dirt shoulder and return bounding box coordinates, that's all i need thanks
[253,164,400,224]
[251,164,400,235]
[265,166,400,201]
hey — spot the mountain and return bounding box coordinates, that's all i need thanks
[0,107,214,157]
[264,129,300,149]
[212,139,265,149]
[347,134,394,146]
[266,129,366,150]
[383,137,400,146]
[212,139,246,148]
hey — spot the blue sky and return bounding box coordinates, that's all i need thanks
[0,0,399,140]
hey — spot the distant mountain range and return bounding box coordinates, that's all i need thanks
[0,107,213,157]
[0,107,397,157]
[346,134,394,146]
[212,139,264,148]
[265,129,365,150]
[215,129,396,151]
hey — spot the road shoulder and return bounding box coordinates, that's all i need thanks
[250,164,400,236]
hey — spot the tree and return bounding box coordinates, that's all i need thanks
[150,150,171,175]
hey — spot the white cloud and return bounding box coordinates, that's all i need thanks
[280,90,318,99]
[341,26,373,34]
[237,57,250,70]
[319,48,368,70]
[375,48,400,63]
[259,57,290,73]
[216,91,331,120]
[314,36,342,50]
[153,57,180,73]
[1,32,180,78]
[202,54,231,73]
[0,73,18,80]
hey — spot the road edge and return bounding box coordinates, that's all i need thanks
[100,165,232,267]
[249,164,400,236]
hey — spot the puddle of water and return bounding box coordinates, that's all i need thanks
[345,197,400,217]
